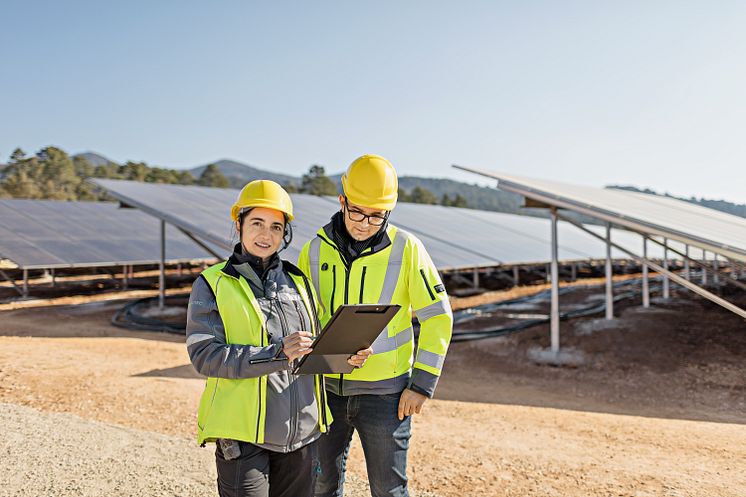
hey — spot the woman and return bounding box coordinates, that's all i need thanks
[186,180,372,497]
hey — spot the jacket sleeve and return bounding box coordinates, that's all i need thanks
[407,237,453,398]
[186,276,290,379]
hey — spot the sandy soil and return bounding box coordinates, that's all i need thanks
[1,288,745,496]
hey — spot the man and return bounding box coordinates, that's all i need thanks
[298,154,453,497]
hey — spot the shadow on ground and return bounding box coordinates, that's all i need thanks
[133,364,204,379]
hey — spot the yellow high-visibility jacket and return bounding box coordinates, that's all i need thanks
[192,260,332,446]
[298,223,453,397]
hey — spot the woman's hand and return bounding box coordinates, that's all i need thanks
[282,331,313,363]
[347,347,373,368]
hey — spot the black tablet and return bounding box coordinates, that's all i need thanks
[293,303,401,375]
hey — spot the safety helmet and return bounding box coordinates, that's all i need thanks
[341,154,398,211]
[230,180,294,222]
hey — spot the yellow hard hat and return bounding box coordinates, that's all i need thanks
[230,180,294,222]
[341,154,398,210]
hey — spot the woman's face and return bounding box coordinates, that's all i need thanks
[235,207,286,260]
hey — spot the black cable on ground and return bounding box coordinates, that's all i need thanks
[111,295,188,334]
[113,278,663,339]
[450,278,661,342]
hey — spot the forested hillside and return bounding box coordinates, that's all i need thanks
[1,147,743,221]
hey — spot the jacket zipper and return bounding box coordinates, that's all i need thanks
[359,266,367,303]
[420,268,436,301]
[330,265,337,313]
[343,265,350,304]
[293,300,306,334]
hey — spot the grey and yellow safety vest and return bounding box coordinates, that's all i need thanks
[298,223,453,398]
[186,257,332,447]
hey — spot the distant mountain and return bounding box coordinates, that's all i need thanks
[189,160,299,189]
[74,152,118,167]
[607,185,746,219]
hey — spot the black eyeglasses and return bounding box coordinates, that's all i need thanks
[344,198,389,226]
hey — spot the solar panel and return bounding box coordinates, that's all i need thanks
[91,179,666,272]
[0,199,216,269]
[453,167,746,263]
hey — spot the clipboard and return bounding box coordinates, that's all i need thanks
[293,304,401,375]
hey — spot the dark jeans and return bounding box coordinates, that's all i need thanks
[315,391,411,497]
[215,440,319,497]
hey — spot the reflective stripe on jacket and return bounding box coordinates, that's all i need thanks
[189,260,331,446]
[298,223,453,398]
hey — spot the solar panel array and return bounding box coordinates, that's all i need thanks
[0,199,216,269]
[454,167,746,263]
[91,179,669,271]
[89,179,336,262]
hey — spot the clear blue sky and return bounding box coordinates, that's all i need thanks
[2,1,744,201]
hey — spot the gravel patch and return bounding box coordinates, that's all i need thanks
[2,403,438,497]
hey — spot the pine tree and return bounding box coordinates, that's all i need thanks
[198,163,229,188]
[450,194,468,208]
[301,165,337,196]
[409,186,438,204]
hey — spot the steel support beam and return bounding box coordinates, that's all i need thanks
[642,237,650,308]
[684,245,690,281]
[702,250,708,285]
[159,220,165,310]
[472,267,479,289]
[512,266,519,286]
[713,255,720,285]
[640,238,746,290]
[22,269,29,298]
[559,214,746,320]
[550,208,560,352]
[662,238,670,298]
[176,226,223,259]
[605,223,613,319]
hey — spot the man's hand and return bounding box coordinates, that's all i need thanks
[347,346,373,368]
[397,388,428,420]
[282,331,313,363]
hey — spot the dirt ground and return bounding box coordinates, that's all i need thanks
[1,286,745,497]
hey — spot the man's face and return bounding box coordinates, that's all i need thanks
[338,195,388,241]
